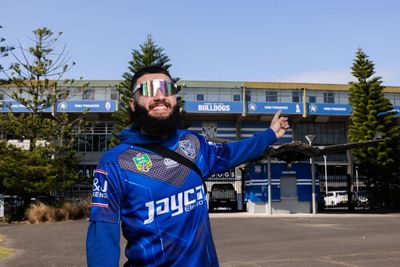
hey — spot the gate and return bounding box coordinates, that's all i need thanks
[319,175,369,212]
[205,168,245,212]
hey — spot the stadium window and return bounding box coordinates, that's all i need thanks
[110,89,118,100]
[308,96,316,103]
[292,91,302,102]
[83,88,95,100]
[0,93,3,100]
[266,90,277,102]
[323,92,335,103]
[196,94,204,101]
[245,92,251,101]
[233,94,241,101]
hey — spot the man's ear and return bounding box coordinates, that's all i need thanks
[129,98,135,112]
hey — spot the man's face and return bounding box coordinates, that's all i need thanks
[130,73,177,119]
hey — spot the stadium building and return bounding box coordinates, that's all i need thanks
[1,80,399,214]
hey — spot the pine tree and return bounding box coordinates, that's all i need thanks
[0,27,88,199]
[110,34,172,146]
[349,48,400,208]
[0,25,14,81]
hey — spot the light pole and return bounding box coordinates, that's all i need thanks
[323,155,328,194]
[305,134,316,214]
[355,166,359,192]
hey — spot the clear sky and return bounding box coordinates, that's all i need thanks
[1,0,400,85]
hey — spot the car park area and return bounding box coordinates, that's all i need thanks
[1,214,400,266]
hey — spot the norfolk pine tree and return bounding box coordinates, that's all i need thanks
[110,34,172,146]
[348,48,400,208]
[0,27,89,200]
[0,25,14,76]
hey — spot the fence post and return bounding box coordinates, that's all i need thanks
[346,174,354,212]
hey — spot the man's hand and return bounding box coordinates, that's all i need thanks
[270,110,289,139]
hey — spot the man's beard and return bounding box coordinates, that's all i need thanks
[130,103,181,137]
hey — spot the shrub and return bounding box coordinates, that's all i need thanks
[25,202,57,223]
[61,201,90,220]
[25,200,90,223]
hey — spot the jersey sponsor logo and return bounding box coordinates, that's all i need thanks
[143,185,206,225]
[163,158,179,169]
[91,172,109,207]
[133,153,152,172]
[179,140,196,159]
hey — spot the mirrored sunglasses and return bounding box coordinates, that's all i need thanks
[134,79,177,97]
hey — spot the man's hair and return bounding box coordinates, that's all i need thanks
[130,65,173,93]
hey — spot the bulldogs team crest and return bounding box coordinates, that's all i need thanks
[179,140,196,159]
[133,153,152,172]
[201,122,217,139]
[255,165,262,174]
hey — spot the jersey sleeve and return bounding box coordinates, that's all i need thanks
[86,221,121,267]
[86,157,123,266]
[200,128,277,177]
[89,158,122,224]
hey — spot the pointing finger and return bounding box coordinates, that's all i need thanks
[273,110,282,121]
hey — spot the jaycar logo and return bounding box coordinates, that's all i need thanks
[143,185,206,225]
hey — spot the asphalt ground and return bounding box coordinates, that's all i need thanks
[0,213,399,267]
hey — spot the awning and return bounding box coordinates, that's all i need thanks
[261,139,383,163]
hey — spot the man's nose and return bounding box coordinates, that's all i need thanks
[153,88,166,100]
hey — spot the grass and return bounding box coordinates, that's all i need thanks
[0,235,14,260]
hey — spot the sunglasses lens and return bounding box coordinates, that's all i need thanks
[136,80,176,97]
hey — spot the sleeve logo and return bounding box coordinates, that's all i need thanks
[179,140,196,159]
[91,169,109,207]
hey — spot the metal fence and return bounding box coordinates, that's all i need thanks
[319,175,369,212]
[205,168,245,212]
[53,169,246,213]
[51,181,93,201]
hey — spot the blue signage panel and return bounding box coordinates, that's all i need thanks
[247,102,353,116]
[56,100,117,113]
[247,102,304,114]
[184,101,243,113]
[307,103,351,115]
[0,100,52,113]
[1,100,117,113]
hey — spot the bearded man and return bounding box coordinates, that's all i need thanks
[86,65,289,267]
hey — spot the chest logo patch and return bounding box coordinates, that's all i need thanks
[164,158,179,169]
[133,153,152,172]
[179,140,196,159]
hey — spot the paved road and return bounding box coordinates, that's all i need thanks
[0,214,400,266]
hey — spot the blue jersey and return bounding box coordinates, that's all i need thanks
[86,127,277,267]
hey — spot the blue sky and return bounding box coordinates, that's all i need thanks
[2,0,400,85]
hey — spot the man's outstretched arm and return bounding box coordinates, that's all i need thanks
[201,110,289,175]
[87,221,121,267]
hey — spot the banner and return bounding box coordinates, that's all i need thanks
[0,100,117,113]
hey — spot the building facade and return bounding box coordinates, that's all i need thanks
[1,80,399,212]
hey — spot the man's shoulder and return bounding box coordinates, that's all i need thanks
[99,143,131,162]
[178,129,203,140]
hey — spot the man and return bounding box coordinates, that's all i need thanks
[86,65,289,267]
